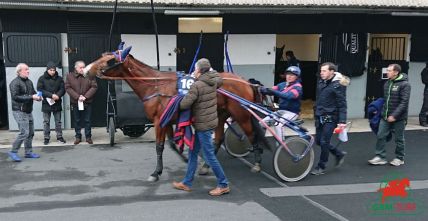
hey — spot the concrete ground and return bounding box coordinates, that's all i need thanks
[0,117,427,220]
[0,116,425,149]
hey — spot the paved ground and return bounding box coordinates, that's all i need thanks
[0,126,427,220]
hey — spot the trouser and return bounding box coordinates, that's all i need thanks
[43,111,63,140]
[73,104,92,139]
[261,110,298,140]
[315,116,344,169]
[419,89,428,124]
[375,119,406,160]
[11,111,34,154]
[182,129,228,188]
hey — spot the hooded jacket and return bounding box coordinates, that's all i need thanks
[315,72,350,123]
[9,76,36,113]
[37,71,65,112]
[180,71,223,131]
[421,67,428,90]
[382,73,411,121]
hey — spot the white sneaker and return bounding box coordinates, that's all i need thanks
[390,158,404,166]
[368,156,387,165]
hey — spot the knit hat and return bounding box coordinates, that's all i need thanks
[196,58,211,73]
[46,61,56,70]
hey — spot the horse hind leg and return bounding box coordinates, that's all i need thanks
[250,116,271,173]
[199,115,227,176]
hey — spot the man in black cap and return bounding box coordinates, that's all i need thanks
[37,61,66,145]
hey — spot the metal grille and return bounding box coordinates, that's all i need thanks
[370,37,406,61]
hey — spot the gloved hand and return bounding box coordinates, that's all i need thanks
[260,86,273,95]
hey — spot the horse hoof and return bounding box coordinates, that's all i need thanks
[251,164,261,173]
[198,166,210,176]
[147,175,159,182]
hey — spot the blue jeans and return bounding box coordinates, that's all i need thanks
[375,119,406,160]
[11,111,34,154]
[182,129,228,188]
[315,120,344,169]
[73,104,92,139]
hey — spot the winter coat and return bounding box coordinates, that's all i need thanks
[180,71,223,131]
[65,71,98,105]
[37,71,65,112]
[421,67,428,90]
[9,76,36,113]
[382,73,411,121]
[314,72,350,123]
[270,81,302,114]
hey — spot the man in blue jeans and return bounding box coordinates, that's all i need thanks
[8,63,42,162]
[172,58,230,196]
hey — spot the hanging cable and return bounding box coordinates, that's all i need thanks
[151,0,160,70]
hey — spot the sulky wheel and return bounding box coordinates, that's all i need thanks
[273,136,314,182]
[109,117,115,147]
[224,122,251,157]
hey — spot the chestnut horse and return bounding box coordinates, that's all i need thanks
[84,48,266,182]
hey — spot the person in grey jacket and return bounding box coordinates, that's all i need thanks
[37,61,66,145]
[369,64,411,166]
[172,58,230,196]
[8,63,42,162]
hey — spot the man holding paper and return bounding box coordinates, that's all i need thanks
[37,61,66,145]
[65,61,98,145]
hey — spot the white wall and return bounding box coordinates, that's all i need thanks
[121,34,176,68]
[226,34,276,87]
[408,62,425,116]
[276,34,320,61]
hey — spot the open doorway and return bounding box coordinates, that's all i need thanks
[365,34,410,117]
[276,34,319,119]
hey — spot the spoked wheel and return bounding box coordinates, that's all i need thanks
[224,122,251,157]
[273,136,314,182]
[109,117,115,147]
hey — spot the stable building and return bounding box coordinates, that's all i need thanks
[0,0,427,130]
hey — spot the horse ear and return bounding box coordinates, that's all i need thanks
[112,51,120,61]
[121,46,132,60]
[118,41,125,50]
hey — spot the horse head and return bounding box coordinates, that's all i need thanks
[84,42,132,78]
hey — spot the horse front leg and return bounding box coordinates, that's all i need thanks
[148,123,167,182]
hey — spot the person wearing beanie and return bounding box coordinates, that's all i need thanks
[37,61,66,145]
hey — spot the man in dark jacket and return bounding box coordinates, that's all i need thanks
[369,64,411,167]
[65,61,98,145]
[8,63,42,162]
[172,58,230,196]
[311,62,349,175]
[419,62,428,127]
[37,61,66,145]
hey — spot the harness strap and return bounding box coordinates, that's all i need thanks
[142,93,172,102]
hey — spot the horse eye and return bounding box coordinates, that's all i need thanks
[107,58,116,67]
